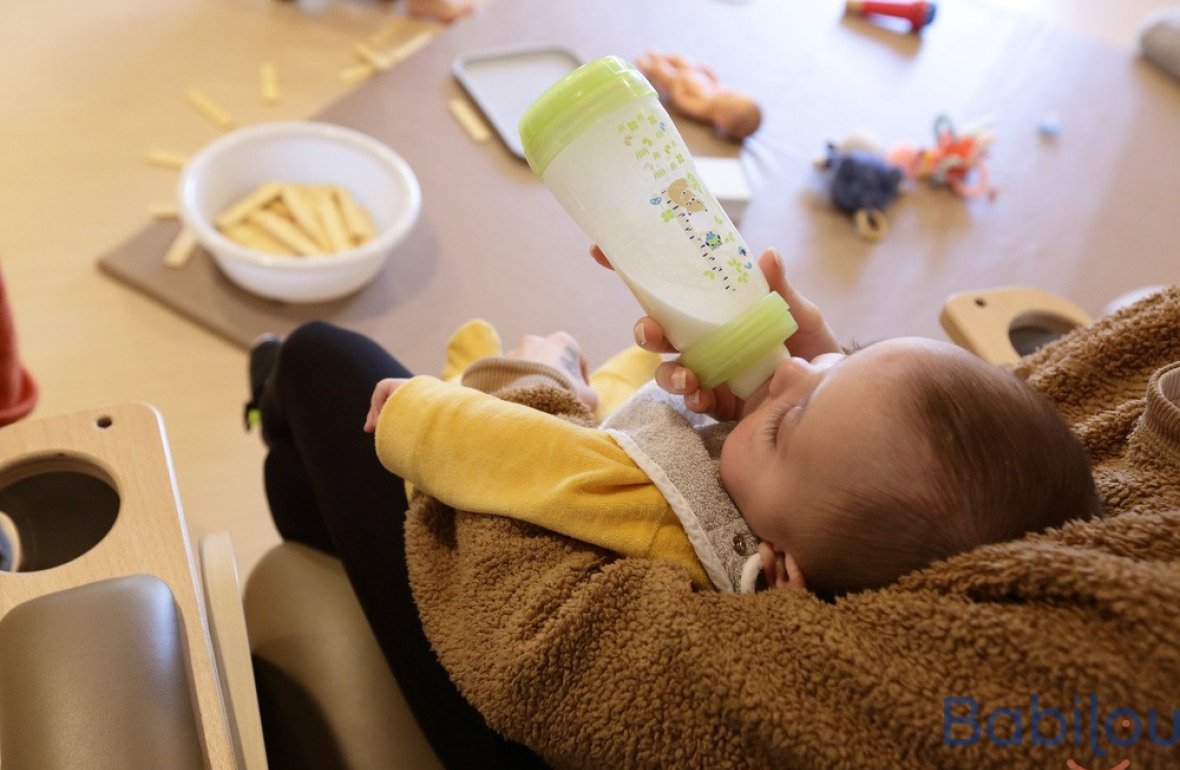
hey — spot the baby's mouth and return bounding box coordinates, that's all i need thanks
[740,381,774,419]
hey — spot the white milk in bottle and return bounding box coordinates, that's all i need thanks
[519,56,796,398]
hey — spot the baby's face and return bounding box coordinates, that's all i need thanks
[720,337,954,563]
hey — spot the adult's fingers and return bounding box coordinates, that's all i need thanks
[653,360,697,396]
[634,317,678,354]
[653,361,722,414]
[589,244,613,270]
[757,248,841,359]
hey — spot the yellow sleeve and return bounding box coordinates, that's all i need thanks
[375,376,709,588]
[588,344,664,421]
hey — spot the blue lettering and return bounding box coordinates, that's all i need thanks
[1105,708,1142,748]
[1088,693,1107,759]
[986,707,1024,747]
[1149,709,1180,747]
[944,697,980,747]
[944,695,1180,752]
[1031,694,1066,747]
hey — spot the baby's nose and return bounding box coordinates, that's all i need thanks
[767,356,816,396]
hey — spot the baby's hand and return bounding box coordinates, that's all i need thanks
[507,332,599,411]
[364,378,409,433]
[759,541,789,590]
[758,541,806,591]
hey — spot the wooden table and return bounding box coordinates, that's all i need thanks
[101,0,1180,375]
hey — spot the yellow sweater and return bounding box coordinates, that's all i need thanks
[374,323,712,589]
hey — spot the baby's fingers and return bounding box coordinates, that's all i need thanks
[364,378,405,433]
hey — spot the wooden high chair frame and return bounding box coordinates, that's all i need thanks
[940,286,1092,364]
[0,403,265,770]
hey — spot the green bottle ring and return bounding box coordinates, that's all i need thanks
[680,293,798,390]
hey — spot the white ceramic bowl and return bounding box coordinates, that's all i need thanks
[178,121,421,303]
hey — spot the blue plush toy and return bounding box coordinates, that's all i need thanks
[817,141,904,241]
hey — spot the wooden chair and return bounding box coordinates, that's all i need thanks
[940,286,1092,364]
[0,402,265,770]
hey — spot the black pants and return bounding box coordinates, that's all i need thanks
[259,320,547,769]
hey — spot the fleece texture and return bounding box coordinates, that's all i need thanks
[404,287,1180,770]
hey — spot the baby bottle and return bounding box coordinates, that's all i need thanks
[519,56,796,398]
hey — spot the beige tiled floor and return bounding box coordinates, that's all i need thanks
[0,0,1172,578]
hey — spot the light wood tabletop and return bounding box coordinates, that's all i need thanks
[0,0,1171,579]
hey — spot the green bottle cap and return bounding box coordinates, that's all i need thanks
[680,293,799,391]
[519,56,656,178]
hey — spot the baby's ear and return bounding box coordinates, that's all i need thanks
[782,551,808,591]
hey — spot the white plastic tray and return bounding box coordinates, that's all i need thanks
[453,45,582,160]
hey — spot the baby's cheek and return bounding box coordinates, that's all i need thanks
[717,431,762,513]
[717,439,741,493]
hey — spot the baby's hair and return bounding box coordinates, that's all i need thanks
[796,354,1101,598]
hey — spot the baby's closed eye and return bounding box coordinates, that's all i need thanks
[765,404,804,445]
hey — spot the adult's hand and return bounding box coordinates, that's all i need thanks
[590,244,840,420]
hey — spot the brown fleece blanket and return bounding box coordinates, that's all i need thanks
[405,286,1180,770]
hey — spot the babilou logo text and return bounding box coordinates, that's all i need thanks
[944,694,1178,761]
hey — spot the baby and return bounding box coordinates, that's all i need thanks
[715,334,1101,595]
[368,250,1101,596]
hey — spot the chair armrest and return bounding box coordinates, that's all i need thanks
[200,531,269,770]
[244,542,443,770]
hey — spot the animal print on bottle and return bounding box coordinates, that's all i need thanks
[618,107,751,292]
